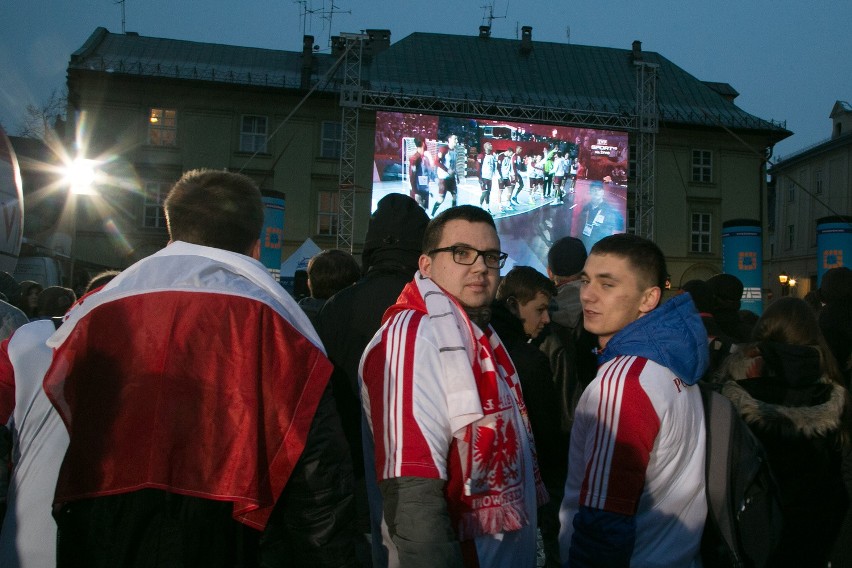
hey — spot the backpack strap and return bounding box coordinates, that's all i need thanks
[701,384,738,558]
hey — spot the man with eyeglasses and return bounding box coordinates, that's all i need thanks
[360,205,547,568]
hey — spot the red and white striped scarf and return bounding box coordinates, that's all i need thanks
[388,275,548,540]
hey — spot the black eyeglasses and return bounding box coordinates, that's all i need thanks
[428,245,508,269]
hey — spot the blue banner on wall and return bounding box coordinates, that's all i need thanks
[260,196,285,279]
[722,219,762,315]
[816,216,852,286]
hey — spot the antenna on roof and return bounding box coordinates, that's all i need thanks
[480,1,508,30]
[320,0,351,49]
[294,0,323,38]
[114,0,126,34]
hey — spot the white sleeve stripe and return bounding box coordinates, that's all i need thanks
[382,311,414,479]
[585,355,634,508]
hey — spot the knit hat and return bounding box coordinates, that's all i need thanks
[547,237,588,277]
[681,279,715,313]
[706,273,744,307]
[819,266,852,304]
[364,194,429,253]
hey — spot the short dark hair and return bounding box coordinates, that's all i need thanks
[164,169,264,255]
[84,270,121,295]
[590,233,667,290]
[37,286,76,317]
[422,205,497,253]
[496,266,557,305]
[307,249,361,300]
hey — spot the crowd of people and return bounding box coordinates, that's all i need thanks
[0,168,850,568]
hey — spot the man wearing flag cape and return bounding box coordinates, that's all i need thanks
[43,170,356,567]
[360,205,547,568]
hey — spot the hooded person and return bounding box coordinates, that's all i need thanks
[713,297,852,566]
[559,234,709,567]
[314,193,430,567]
[707,273,753,342]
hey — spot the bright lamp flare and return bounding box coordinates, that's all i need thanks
[66,158,99,195]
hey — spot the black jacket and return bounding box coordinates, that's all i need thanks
[715,342,852,568]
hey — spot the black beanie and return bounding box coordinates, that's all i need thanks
[364,194,429,253]
[707,273,744,305]
[547,237,588,277]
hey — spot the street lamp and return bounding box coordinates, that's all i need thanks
[778,271,796,296]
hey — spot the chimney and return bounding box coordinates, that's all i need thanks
[479,25,491,39]
[364,29,391,57]
[632,40,643,62]
[520,26,532,54]
[301,35,314,89]
[331,35,346,56]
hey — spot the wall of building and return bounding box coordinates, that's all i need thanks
[654,127,768,289]
[67,70,376,269]
[767,137,852,299]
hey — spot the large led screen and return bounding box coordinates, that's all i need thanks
[372,112,629,273]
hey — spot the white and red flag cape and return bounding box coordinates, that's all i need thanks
[43,241,332,530]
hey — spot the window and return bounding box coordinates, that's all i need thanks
[787,179,796,202]
[321,121,342,159]
[691,149,712,183]
[240,115,268,153]
[148,108,177,146]
[143,181,169,228]
[690,213,712,253]
[317,190,339,236]
[787,224,795,250]
[815,169,823,194]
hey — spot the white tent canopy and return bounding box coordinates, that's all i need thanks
[279,238,322,294]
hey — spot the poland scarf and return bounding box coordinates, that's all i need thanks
[386,274,547,540]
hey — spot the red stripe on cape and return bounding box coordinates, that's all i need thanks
[43,289,332,530]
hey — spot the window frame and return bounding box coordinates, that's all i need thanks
[691,149,712,183]
[689,212,712,253]
[148,108,177,147]
[316,190,340,236]
[320,121,342,159]
[239,114,269,154]
[142,181,170,229]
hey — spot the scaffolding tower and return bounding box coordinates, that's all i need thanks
[336,33,368,251]
[633,59,659,241]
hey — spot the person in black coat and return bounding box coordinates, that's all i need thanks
[714,297,852,567]
[314,194,429,568]
[490,266,562,568]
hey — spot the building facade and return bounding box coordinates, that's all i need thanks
[62,26,789,290]
[766,101,852,299]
